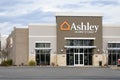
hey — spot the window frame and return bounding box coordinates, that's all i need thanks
[35,41,51,49]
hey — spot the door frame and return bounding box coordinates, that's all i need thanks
[74,53,84,66]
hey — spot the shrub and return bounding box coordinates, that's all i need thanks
[0,59,13,66]
[6,59,12,65]
[1,61,9,66]
[29,60,36,66]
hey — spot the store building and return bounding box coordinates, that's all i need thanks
[6,12,120,67]
[103,25,120,65]
[56,13,103,66]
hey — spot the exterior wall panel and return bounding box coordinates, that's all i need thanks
[15,29,28,65]
[56,16,103,55]
[6,28,28,65]
[103,26,120,53]
[28,25,56,65]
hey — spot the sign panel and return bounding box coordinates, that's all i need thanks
[60,21,99,34]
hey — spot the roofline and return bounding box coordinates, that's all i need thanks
[103,24,120,27]
[55,12,103,16]
[13,26,28,28]
[28,23,56,26]
[29,23,120,27]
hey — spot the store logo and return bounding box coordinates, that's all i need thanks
[60,21,99,33]
[60,21,70,30]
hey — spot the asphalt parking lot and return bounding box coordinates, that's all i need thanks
[0,67,119,80]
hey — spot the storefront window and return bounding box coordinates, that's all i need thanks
[35,50,50,65]
[108,50,120,65]
[108,43,120,65]
[66,39,93,46]
[66,48,93,66]
[84,40,93,46]
[84,49,92,65]
[70,40,74,46]
[35,42,51,65]
[112,43,116,48]
[66,39,94,66]
[67,54,74,65]
[35,43,50,48]
[117,43,120,47]
[108,43,120,48]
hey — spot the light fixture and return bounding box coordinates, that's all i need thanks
[97,49,100,52]
[60,49,63,52]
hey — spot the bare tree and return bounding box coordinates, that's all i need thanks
[1,49,8,61]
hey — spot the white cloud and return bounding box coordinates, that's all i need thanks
[0,22,26,35]
[1,0,120,20]
[0,0,120,35]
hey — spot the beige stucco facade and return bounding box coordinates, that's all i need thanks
[93,54,107,66]
[6,27,28,65]
[50,53,57,66]
[28,24,56,65]
[56,54,66,66]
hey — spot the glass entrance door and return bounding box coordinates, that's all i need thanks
[74,53,84,66]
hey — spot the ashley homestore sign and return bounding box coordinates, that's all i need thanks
[60,21,99,34]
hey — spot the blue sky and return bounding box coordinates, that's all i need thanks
[0,0,120,35]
